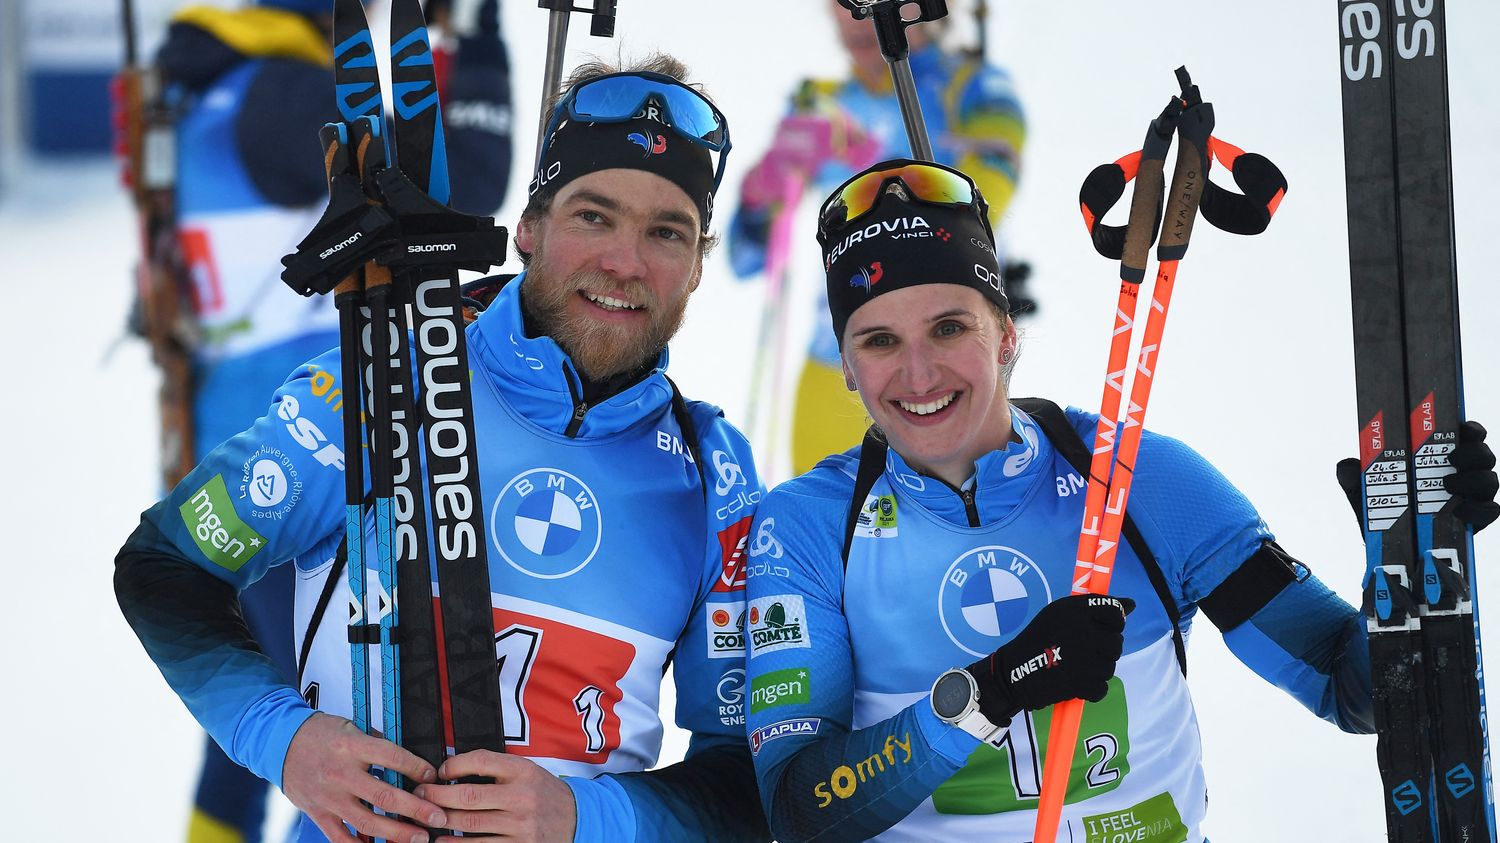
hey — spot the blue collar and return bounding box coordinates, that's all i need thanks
[882,405,1055,526]
[466,271,675,437]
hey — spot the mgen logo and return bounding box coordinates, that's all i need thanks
[179,474,266,572]
[713,516,752,592]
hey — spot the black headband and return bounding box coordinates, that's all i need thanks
[819,190,1007,346]
[529,114,716,231]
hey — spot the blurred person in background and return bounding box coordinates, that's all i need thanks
[727,0,1027,478]
[118,0,512,840]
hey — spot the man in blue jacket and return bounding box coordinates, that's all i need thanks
[141,1,512,840]
[117,54,770,843]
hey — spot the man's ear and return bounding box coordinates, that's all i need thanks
[688,257,704,294]
[515,216,537,254]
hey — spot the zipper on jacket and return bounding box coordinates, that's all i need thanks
[564,400,589,438]
[562,364,589,438]
[959,486,981,528]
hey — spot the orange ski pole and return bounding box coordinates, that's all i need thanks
[1033,67,1212,843]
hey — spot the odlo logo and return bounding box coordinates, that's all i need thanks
[814,733,913,808]
[529,160,562,196]
[748,595,810,657]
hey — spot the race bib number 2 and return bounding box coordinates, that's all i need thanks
[933,676,1131,816]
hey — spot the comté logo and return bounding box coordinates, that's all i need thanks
[748,595,810,657]
[706,602,746,660]
[713,516,752,592]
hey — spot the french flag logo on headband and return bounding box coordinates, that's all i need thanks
[628,132,668,156]
[849,262,884,292]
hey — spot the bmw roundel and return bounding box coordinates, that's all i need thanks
[937,545,1052,657]
[490,468,602,579]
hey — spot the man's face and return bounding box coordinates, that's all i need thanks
[515,169,705,382]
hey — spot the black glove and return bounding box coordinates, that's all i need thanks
[965,594,1134,726]
[1336,420,1498,533]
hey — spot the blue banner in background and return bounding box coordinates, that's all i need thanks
[22,0,183,154]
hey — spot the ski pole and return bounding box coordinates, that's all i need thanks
[534,0,619,161]
[972,0,988,61]
[1033,68,1210,843]
[315,120,376,749]
[745,172,805,472]
[836,0,947,161]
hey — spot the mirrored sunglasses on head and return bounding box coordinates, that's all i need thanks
[540,71,732,186]
[819,159,991,239]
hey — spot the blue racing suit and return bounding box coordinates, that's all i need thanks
[743,405,1373,842]
[116,274,769,842]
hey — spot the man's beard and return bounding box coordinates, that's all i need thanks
[521,246,694,383]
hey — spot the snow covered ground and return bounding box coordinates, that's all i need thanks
[2,1,1496,840]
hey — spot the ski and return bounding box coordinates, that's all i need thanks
[1336,0,1494,839]
[285,0,509,797]
[386,0,507,761]
[1387,1,1494,838]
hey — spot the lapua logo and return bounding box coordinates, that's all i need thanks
[824,216,931,269]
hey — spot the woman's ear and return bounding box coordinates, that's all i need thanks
[841,359,857,392]
[998,316,1019,365]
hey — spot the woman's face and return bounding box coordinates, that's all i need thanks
[841,284,1017,487]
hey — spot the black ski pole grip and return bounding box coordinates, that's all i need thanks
[281,121,399,297]
[1158,68,1213,262]
[589,0,616,37]
[838,0,948,62]
[1079,96,1181,275]
[1200,136,1288,235]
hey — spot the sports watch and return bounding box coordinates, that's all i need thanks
[930,668,1007,743]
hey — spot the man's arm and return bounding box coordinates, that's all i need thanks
[115,516,315,787]
[115,349,450,841]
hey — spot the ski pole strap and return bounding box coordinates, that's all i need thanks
[1200,136,1288,236]
[1078,97,1181,273]
[299,488,379,686]
[282,121,399,297]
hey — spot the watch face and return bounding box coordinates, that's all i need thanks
[932,671,972,720]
